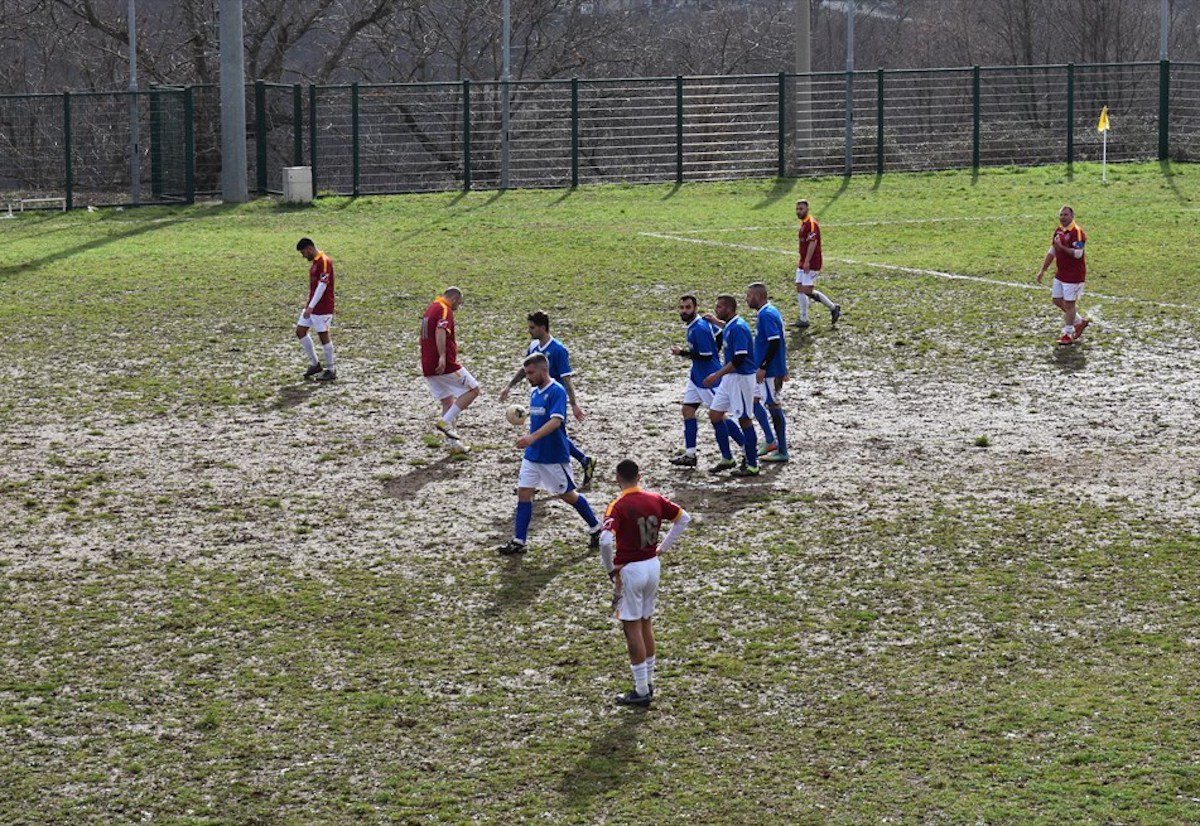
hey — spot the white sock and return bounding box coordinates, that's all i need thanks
[631,661,649,696]
[812,289,836,309]
[1073,313,1085,327]
[322,343,335,370]
[684,448,696,458]
[1062,324,1075,336]
[797,293,810,322]
[645,655,656,686]
[299,336,318,366]
[442,402,463,424]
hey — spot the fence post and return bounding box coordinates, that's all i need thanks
[675,75,684,184]
[1158,59,1170,161]
[351,82,360,196]
[971,66,981,170]
[308,85,318,196]
[571,78,579,187]
[291,84,302,165]
[462,79,471,191]
[876,68,884,173]
[149,86,162,199]
[183,86,195,204]
[63,92,73,210]
[777,72,786,178]
[1066,64,1075,167]
[254,81,267,194]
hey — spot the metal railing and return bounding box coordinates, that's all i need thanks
[1,61,1197,207]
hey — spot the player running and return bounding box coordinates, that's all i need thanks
[497,353,602,556]
[795,199,841,328]
[420,287,481,449]
[294,237,337,382]
[499,311,597,487]
[599,459,691,707]
[747,283,789,463]
[1036,205,1091,346]
[702,294,761,478]
[669,294,744,468]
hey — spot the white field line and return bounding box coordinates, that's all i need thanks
[639,230,1195,311]
[668,214,1044,233]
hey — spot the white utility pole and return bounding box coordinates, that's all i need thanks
[219,0,249,202]
[844,0,855,175]
[128,0,139,203]
[500,0,511,190]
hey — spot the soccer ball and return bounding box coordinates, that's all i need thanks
[505,404,527,426]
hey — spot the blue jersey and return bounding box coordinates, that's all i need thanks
[525,380,570,464]
[722,316,757,376]
[526,337,573,382]
[685,318,722,386]
[754,302,787,378]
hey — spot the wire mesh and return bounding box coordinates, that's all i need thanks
[0,94,63,202]
[1170,63,1200,162]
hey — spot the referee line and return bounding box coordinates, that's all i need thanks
[639,230,1194,310]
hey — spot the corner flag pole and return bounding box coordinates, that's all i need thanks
[1097,105,1110,183]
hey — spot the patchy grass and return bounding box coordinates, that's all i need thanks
[1,162,1199,822]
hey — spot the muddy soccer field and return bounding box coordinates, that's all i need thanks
[2,162,1199,822]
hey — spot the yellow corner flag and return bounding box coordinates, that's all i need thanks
[1097,106,1111,133]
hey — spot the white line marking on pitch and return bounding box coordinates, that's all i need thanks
[639,231,1194,310]
[668,214,1044,233]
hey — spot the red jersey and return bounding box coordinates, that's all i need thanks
[420,297,461,377]
[1052,222,1086,284]
[798,215,822,271]
[308,251,335,314]
[602,487,683,567]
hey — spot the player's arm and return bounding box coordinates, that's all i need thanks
[516,413,562,449]
[434,327,448,372]
[498,366,525,401]
[801,226,818,270]
[304,276,328,318]
[599,510,618,577]
[757,337,780,382]
[1037,245,1055,282]
[560,374,585,420]
[657,500,691,554]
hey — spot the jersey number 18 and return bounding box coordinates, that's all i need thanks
[637,515,660,547]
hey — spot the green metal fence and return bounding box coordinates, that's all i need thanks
[2,61,1198,208]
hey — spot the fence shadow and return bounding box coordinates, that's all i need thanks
[751,176,794,210]
[1159,160,1185,202]
[817,175,850,215]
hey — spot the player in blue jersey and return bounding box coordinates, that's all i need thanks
[747,283,789,463]
[497,352,602,555]
[669,294,744,468]
[500,311,598,487]
[702,294,761,477]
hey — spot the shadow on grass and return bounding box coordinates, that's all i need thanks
[488,539,593,616]
[660,182,682,201]
[751,176,794,210]
[1159,160,1185,202]
[1051,343,1088,375]
[557,709,649,809]
[550,186,577,206]
[270,382,321,411]
[382,454,470,500]
[817,175,850,215]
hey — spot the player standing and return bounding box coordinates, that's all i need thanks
[747,283,789,463]
[795,199,841,328]
[294,238,337,381]
[499,311,597,487]
[496,353,602,556]
[702,294,761,477]
[599,459,691,707]
[420,287,481,449]
[1036,205,1091,346]
[669,295,743,468]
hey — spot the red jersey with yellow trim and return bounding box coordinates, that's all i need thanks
[420,297,462,377]
[603,487,683,567]
[308,251,335,314]
[1052,222,1086,284]
[798,215,822,271]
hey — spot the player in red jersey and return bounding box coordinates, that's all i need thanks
[598,459,691,707]
[794,199,840,328]
[1036,205,1090,346]
[421,287,480,448]
[295,238,336,381]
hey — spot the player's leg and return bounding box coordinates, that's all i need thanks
[437,370,480,440]
[558,467,601,546]
[762,379,789,462]
[1068,284,1089,340]
[640,559,659,693]
[616,564,652,705]
[295,320,322,378]
[641,619,656,692]
[567,438,597,486]
[795,276,811,327]
[673,403,701,466]
[498,485,536,555]
[753,384,776,454]
[313,325,336,381]
[1059,298,1078,344]
[733,379,759,475]
[707,408,737,472]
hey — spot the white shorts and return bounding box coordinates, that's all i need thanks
[1051,279,1085,302]
[297,312,333,333]
[681,379,714,408]
[518,458,577,496]
[711,373,756,420]
[617,557,660,621]
[755,379,781,405]
[424,368,479,402]
[796,268,821,287]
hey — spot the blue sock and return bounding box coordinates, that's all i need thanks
[753,401,776,445]
[770,407,788,455]
[684,418,698,450]
[515,500,533,543]
[572,495,599,529]
[725,418,744,447]
[713,419,732,459]
[568,439,589,467]
[741,422,758,467]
